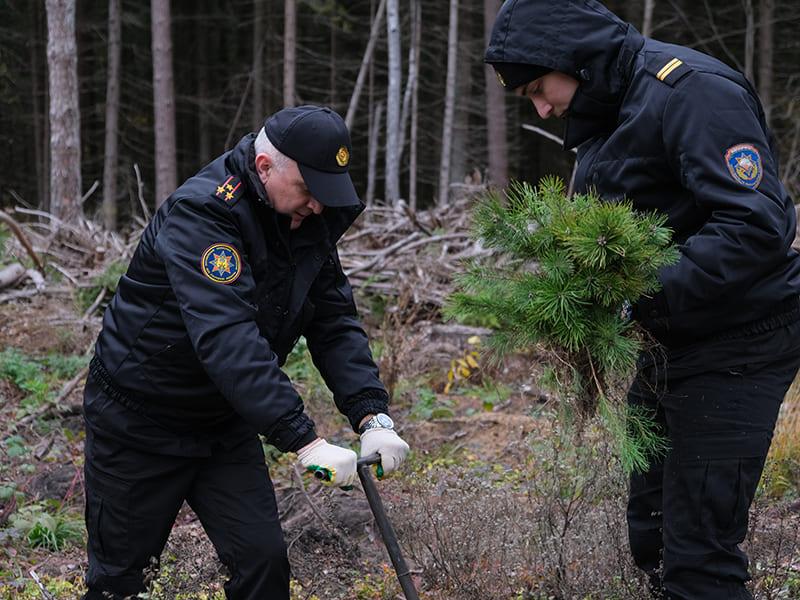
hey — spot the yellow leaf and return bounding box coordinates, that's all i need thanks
[456,358,469,369]
[466,355,479,368]
[467,336,481,345]
[444,382,452,394]
[459,367,471,378]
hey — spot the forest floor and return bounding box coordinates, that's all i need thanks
[2,289,800,599]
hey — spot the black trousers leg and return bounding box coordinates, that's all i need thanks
[627,353,800,600]
[187,435,290,600]
[82,428,194,599]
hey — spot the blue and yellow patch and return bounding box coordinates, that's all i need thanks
[201,243,241,284]
[725,144,762,189]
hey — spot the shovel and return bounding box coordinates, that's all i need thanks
[312,453,420,600]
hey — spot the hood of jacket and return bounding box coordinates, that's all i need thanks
[485,0,644,149]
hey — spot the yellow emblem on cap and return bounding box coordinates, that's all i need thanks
[496,71,507,87]
[336,146,349,167]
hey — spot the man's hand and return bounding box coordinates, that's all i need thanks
[360,428,410,477]
[297,438,357,487]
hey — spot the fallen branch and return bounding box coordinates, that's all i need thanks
[0,209,46,274]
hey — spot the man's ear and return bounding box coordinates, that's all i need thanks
[254,153,271,185]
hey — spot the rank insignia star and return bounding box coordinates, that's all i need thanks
[214,176,243,203]
[201,243,242,284]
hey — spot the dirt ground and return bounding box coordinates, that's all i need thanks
[2,294,800,599]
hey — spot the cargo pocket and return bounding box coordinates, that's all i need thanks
[85,466,132,566]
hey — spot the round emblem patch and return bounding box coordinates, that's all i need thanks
[336,146,350,167]
[725,144,762,189]
[201,243,241,284]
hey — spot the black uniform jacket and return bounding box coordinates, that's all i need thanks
[89,134,388,455]
[487,0,800,348]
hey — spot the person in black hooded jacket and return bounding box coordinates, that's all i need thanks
[486,1,800,598]
[81,105,410,599]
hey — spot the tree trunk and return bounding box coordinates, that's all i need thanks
[396,0,419,163]
[252,0,264,128]
[450,2,472,187]
[45,0,82,222]
[757,0,774,123]
[344,0,386,130]
[437,0,459,207]
[329,16,337,109]
[384,0,401,204]
[642,0,655,37]
[408,0,421,210]
[744,0,755,83]
[102,0,121,230]
[31,1,45,209]
[151,0,177,208]
[197,0,211,162]
[367,102,384,206]
[484,0,508,188]
[283,0,296,107]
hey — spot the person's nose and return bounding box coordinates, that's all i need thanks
[308,197,324,214]
[532,97,551,119]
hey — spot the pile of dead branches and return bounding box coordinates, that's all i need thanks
[0,207,140,312]
[340,193,490,312]
[0,188,490,317]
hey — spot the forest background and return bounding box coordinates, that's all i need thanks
[2,0,800,598]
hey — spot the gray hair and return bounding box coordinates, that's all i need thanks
[254,128,291,171]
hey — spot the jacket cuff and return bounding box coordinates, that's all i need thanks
[342,388,390,433]
[265,412,318,453]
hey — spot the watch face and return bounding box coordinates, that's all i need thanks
[376,413,394,429]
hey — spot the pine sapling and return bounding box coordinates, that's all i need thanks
[447,177,679,472]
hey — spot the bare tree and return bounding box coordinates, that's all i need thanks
[367,102,384,206]
[345,0,387,130]
[252,0,265,128]
[45,0,82,222]
[384,0,401,203]
[152,0,177,208]
[284,0,297,107]
[408,0,422,209]
[103,0,122,230]
[438,0,459,206]
[757,0,774,122]
[642,0,655,37]
[744,0,755,83]
[484,0,508,188]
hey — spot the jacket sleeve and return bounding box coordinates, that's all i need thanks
[638,73,794,322]
[303,248,389,432]
[154,196,317,452]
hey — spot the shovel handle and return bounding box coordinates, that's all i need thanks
[358,455,420,600]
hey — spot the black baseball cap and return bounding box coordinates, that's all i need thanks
[263,105,361,208]
[488,62,551,91]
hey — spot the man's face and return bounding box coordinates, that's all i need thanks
[256,155,324,230]
[515,71,579,120]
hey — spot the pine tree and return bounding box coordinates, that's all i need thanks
[447,177,680,473]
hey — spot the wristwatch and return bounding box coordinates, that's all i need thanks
[359,413,394,434]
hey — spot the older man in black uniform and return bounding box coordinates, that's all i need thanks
[486,1,800,598]
[82,105,410,599]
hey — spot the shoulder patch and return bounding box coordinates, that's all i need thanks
[725,144,762,189]
[645,54,693,87]
[214,176,244,206]
[201,243,242,284]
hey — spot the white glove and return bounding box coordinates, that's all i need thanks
[297,438,358,488]
[360,428,410,477]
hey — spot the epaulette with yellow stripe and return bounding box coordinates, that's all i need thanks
[645,53,693,87]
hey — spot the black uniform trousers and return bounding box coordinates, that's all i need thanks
[81,383,290,599]
[627,318,800,600]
